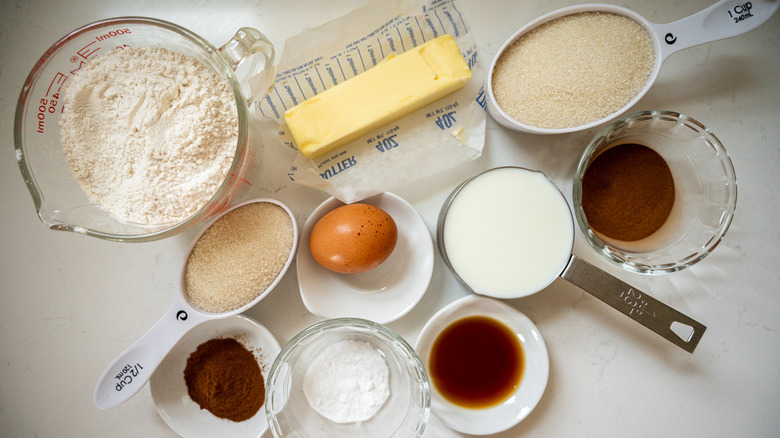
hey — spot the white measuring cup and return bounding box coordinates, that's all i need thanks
[486,0,780,134]
[437,167,706,353]
[93,199,298,409]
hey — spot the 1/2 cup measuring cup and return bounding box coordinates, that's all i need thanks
[486,0,779,134]
[14,17,275,242]
[93,198,298,409]
[437,167,706,353]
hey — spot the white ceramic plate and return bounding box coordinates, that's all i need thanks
[150,315,281,438]
[415,295,549,435]
[297,192,434,324]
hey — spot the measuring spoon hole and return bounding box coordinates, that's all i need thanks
[670,321,695,342]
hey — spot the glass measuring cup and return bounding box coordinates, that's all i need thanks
[14,17,275,242]
[486,0,779,134]
[437,167,706,353]
[93,198,298,409]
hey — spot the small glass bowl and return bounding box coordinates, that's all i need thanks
[265,318,431,438]
[572,110,737,274]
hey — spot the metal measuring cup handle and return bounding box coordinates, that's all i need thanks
[561,255,706,353]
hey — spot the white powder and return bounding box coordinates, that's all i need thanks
[59,46,238,225]
[303,339,390,423]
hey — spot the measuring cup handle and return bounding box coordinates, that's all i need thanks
[219,27,276,103]
[92,296,209,409]
[651,0,779,61]
[561,255,706,353]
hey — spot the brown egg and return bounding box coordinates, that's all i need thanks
[309,203,398,274]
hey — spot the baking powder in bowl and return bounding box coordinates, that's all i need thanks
[303,339,390,423]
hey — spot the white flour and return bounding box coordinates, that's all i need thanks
[303,339,390,423]
[59,46,238,225]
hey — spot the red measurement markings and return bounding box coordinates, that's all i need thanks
[36,73,68,133]
[95,27,131,42]
[36,27,132,134]
[38,39,101,133]
[35,97,58,133]
[69,60,88,76]
[77,40,101,60]
[69,40,102,75]
[46,72,68,97]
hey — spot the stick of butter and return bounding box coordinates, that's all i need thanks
[284,34,472,159]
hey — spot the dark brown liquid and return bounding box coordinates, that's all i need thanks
[429,315,524,409]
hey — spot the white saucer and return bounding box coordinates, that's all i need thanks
[297,192,434,324]
[415,295,549,435]
[150,315,281,438]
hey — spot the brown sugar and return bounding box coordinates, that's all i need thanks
[492,12,654,129]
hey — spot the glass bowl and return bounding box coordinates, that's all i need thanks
[14,17,273,242]
[572,110,737,274]
[265,318,430,438]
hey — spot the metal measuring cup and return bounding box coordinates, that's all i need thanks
[437,167,705,353]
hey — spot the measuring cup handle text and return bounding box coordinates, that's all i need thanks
[561,255,706,353]
[652,0,779,61]
[92,298,209,409]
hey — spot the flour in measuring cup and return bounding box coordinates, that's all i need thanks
[303,339,390,423]
[59,46,238,225]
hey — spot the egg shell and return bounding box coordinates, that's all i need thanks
[309,203,398,274]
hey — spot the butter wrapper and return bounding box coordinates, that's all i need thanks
[257,0,486,203]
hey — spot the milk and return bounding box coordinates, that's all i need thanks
[441,168,574,298]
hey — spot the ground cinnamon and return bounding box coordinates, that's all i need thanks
[581,143,675,241]
[184,337,265,422]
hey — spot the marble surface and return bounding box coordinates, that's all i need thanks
[1,0,779,437]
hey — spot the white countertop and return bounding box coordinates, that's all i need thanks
[1,0,779,437]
